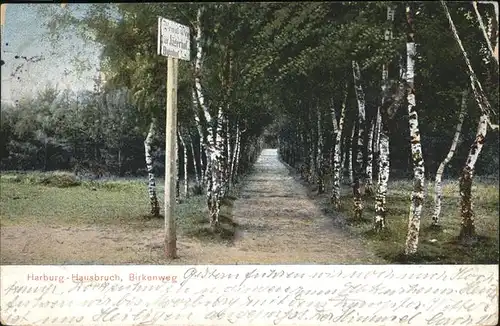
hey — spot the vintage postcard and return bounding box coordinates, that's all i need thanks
[1,2,498,325]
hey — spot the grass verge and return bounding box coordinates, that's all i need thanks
[0,171,243,245]
[300,172,499,264]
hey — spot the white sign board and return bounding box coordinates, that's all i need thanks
[157,16,190,61]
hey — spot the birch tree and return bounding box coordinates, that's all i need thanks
[178,129,189,198]
[144,118,160,217]
[348,124,355,186]
[330,86,348,209]
[404,4,426,256]
[175,131,180,202]
[441,0,497,241]
[364,117,375,196]
[374,4,396,232]
[189,133,200,188]
[316,106,325,193]
[432,89,468,226]
[472,1,499,64]
[352,60,366,219]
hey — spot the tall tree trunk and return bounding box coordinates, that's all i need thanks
[222,115,231,195]
[189,133,200,187]
[193,5,211,191]
[375,130,390,232]
[472,1,499,65]
[441,0,496,241]
[208,108,225,227]
[233,126,243,184]
[348,125,355,186]
[459,113,488,241]
[178,130,189,198]
[302,127,310,181]
[331,86,348,209]
[193,93,206,187]
[374,4,396,232]
[199,132,206,186]
[404,5,426,256]
[316,106,325,193]
[144,118,160,217]
[432,89,468,226]
[175,131,180,202]
[193,5,222,226]
[226,119,234,190]
[329,112,337,179]
[373,107,382,179]
[352,60,366,219]
[308,113,317,185]
[365,117,375,196]
[490,2,499,63]
[230,122,240,185]
[340,137,346,183]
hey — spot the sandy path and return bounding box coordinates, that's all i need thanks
[217,149,383,264]
[0,149,383,264]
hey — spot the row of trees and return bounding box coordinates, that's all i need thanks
[4,3,274,228]
[2,2,498,257]
[275,2,498,255]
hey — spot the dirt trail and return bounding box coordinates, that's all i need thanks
[1,149,383,264]
[217,149,383,263]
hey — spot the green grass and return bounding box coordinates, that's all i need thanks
[315,175,499,264]
[0,171,241,244]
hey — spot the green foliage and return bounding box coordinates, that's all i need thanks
[10,2,497,178]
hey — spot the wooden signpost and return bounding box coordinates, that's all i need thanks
[157,16,190,258]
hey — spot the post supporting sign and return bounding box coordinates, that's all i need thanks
[158,16,190,259]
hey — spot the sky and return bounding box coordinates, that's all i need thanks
[1,3,101,106]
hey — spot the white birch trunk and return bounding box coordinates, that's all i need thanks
[348,125,355,186]
[340,135,346,184]
[308,121,316,185]
[441,0,496,240]
[374,5,396,232]
[432,89,468,226]
[233,127,242,183]
[316,107,325,193]
[375,132,390,231]
[208,108,224,226]
[441,0,494,119]
[175,131,180,203]
[178,130,189,198]
[192,6,222,225]
[472,1,499,64]
[230,122,240,185]
[491,2,499,63]
[404,5,426,256]
[374,107,382,177]
[365,118,375,195]
[144,118,160,217]
[459,113,488,240]
[219,112,229,198]
[331,87,348,208]
[193,5,211,190]
[193,92,206,186]
[189,133,200,187]
[227,120,234,189]
[352,60,366,219]
[223,116,231,194]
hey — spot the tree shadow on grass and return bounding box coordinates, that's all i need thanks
[364,228,394,241]
[185,213,239,245]
[386,235,498,264]
[346,217,371,227]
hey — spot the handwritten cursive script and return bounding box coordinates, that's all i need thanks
[1,265,498,325]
